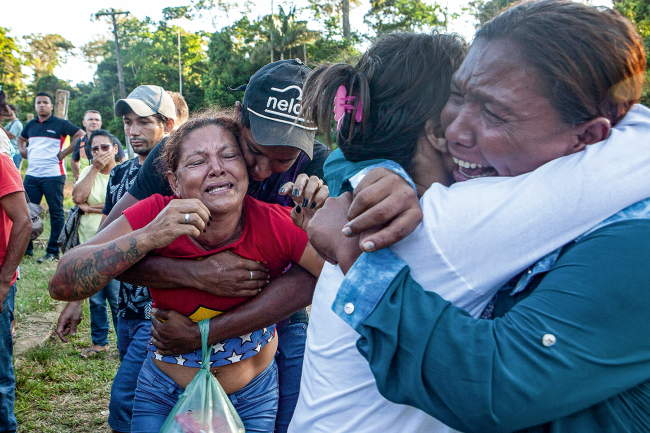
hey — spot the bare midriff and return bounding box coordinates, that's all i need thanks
[154,336,278,394]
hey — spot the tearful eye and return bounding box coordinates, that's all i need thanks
[449,92,464,104]
[482,108,505,124]
[187,159,205,167]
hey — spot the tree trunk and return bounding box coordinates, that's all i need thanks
[343,0,351,39]
[280,51,285,60]
[271,48,274,63]
[303,43,307,63]
[55,90,70,120]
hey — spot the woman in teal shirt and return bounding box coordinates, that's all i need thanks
[309,1,650,432]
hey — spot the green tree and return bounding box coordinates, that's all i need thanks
[203,27,256,108]
[192,0,250,27]
[92,16,207,107]
[257,6,317,63]
[162,6,194,22]
[465,0,516,28]
[613,0,650,105]
[365,0,445,35]
[76,14,208,140]
[304,0,362,64]
[0,27,25,99]
[23,34,75,81]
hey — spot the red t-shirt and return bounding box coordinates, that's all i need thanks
[0,153,25,286]
[123,194,308,321]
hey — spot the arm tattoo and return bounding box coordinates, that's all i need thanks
[50,237,146,300]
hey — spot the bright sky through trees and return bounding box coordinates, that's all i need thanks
[0,0,612,85]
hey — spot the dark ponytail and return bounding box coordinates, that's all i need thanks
[302,32,467,171]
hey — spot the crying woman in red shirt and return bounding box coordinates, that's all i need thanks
[49,111,323,432]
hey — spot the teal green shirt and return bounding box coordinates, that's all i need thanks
[323,148,388,197]
[335,219,650,432]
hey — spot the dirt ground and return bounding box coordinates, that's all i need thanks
[13,304,63,357]
[14,180,75,354]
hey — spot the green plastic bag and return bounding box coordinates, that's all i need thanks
[160,319,246,433]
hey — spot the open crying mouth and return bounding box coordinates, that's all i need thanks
[205,184,233,194]
[453,157,498,178]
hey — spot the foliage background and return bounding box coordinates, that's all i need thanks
[0,0,453,142]
[3,0,647,134]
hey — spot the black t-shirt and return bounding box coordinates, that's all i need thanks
[71,134,126,162]
[103,157,143,216]
[128,138,331,204]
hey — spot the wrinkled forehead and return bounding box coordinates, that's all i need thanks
[454,39,545,102]
[85,113,102,121]
[182,124,240,155]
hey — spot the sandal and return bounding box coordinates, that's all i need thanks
[79,345,108,358]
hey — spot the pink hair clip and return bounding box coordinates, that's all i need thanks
[334,85,363,131]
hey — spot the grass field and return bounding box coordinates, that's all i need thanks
[13,159,121,432]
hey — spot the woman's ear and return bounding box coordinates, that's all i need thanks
[572,117,611,153]
[167,171,181,196]
[424,119,448,153]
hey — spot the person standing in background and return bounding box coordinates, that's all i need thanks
[71,110,126,180]
[17,91,85,262]
[1,104,23,170]
[18,92,85,263]
[71,129,121,359]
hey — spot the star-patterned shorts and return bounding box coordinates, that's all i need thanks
[149,325,276,368]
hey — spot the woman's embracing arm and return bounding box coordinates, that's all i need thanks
[49,198,210,301]
[48,216,150,301]
[297,243,325,278]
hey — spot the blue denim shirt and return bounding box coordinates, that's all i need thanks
[320,154,416,328]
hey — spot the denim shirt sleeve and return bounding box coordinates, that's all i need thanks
[332,162,417,328]
[347,160,417,192]
[333,249,408,329]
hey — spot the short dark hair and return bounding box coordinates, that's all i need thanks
[162,110,241,173]
[167,91,189,125]
[238,103,250,129]
[89,129,115,144]
[152,112,171,125]
[89,129,119,162]
[301,32,467,171]
[7,104,17,114]
[476,0,646,126]
[35,91,54,104]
